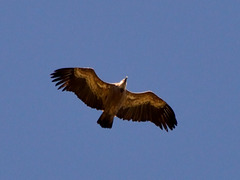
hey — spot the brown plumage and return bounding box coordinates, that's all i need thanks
[51,67,177,131]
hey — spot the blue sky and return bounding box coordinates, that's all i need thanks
[1,1,240,179]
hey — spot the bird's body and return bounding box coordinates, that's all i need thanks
[97,78,127,128]
[51,67,177,131]
[104,80,127,114]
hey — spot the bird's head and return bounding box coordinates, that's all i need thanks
[118,76,128,89]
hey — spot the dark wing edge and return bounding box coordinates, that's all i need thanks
[116,91,177,131]
[50,67,111,110]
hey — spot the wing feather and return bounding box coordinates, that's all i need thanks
[117,91,177,131]
[51,67,112,110]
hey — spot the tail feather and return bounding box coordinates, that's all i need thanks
[97,112,114,128]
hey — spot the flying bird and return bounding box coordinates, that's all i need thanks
[51,67,177,131]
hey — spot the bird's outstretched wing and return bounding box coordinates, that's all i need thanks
[51,68,112,110]
[116,91,177,131]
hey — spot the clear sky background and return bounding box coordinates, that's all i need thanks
[1,1,240,180]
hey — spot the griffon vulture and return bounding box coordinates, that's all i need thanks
[51,67,177,131]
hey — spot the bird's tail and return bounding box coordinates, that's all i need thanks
[97,112,114,128]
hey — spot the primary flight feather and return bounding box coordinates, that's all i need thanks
[51,67,177,131]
